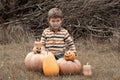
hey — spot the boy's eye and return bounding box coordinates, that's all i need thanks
[52,20,55,23]
[56,20,60,22]
[51,20,60,23]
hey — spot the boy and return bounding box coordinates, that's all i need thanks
[40,8,77,59]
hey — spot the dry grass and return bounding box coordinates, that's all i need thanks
[0,24,34,44]
[0,41,120,80]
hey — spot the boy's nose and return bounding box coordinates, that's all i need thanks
[54,22,58,24]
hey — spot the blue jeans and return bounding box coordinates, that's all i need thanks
[54,53,64,60]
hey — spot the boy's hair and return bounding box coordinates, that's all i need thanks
[48,8,63,18]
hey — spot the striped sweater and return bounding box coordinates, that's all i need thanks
[40,27,77,54]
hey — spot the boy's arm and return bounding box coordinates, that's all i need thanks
[40,31,46,47]
[64,31,77,56]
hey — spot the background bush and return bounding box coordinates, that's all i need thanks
[0,0,120,44]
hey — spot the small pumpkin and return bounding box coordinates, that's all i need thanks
[43,52,59,76]
[64,50,76,61]
[33,46,41,54]
[83,63,92,76]
[57,58,82,75]
[33,41,43,54]
[34,41,42,47]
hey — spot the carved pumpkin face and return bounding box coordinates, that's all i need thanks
[64,51,76,61]
[33,46,41,54]
[33,41,42,54]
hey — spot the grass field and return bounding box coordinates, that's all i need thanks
[0,40,120,80]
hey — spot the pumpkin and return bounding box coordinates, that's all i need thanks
[24,40,46,71]
[43,52,59,76]
[57,58,82,75]
[33,46,41,54]
[24,52,45,71]
[34,40,42,47]
[33,41,44,54]
[24,52,34,70]
[64,50,76,61]
[83,63,92,76]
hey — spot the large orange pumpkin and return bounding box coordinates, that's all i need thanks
[24,52,45,71]
[57,58,82,75]
[24,40,46,71]
[24,52,34,70]
[43,52,59,76]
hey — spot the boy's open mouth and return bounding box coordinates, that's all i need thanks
[36,51,41,53]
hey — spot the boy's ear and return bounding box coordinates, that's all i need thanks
[47,18,50,24]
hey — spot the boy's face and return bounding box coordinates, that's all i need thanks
[48,17,62,30]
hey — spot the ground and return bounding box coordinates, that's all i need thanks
[0,41,120,80]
